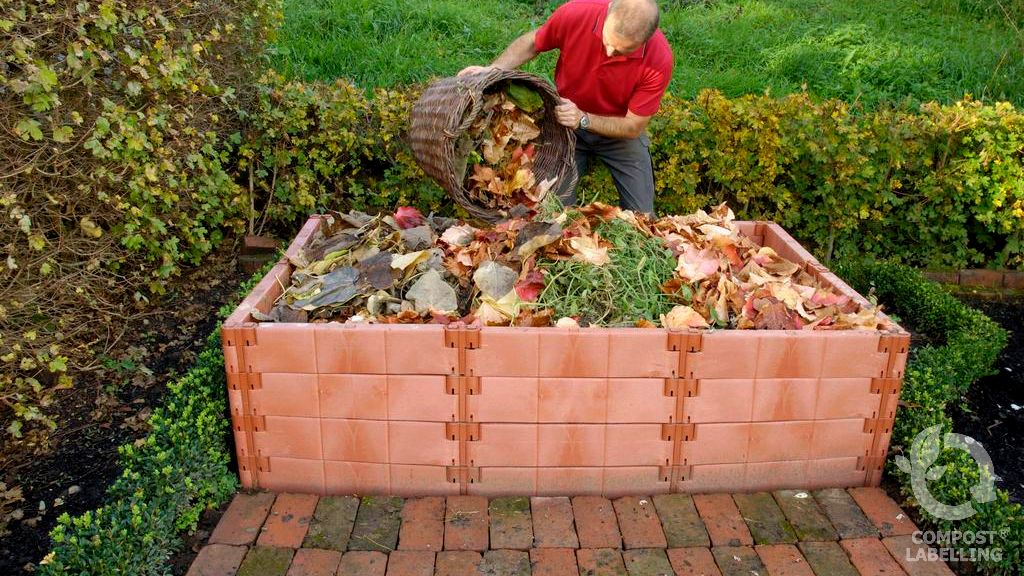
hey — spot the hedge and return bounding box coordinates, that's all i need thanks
[839,260,1021,575]
[34,265,274,576]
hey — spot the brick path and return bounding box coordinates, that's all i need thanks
[188,488,955,575]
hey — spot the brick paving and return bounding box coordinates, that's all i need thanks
[188,488,954,576]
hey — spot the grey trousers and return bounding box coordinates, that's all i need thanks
[559,129,656,215]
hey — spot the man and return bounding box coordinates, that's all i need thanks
[460,0,673,215]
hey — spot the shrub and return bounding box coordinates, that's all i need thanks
[0,0,281,442]
[839,260,1021,575]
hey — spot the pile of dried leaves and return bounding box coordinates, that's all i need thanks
[457,83,556,213]
[253,202,891,331]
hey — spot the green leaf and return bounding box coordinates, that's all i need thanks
[48,356,68,373]
[28,234,46,250]
[52,125,73,143]
[505,83,544,113]
[16,118,43,141]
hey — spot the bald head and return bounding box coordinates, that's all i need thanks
[608,0,660,44]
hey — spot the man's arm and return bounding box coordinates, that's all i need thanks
[459,30,539,76]
[555,99,651,139]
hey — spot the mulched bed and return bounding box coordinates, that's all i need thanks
[949,292,1024,504]
[0,246,251,574]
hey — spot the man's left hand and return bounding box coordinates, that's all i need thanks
[555,98,585,129]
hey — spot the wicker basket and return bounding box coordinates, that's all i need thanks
[409,69,577,223]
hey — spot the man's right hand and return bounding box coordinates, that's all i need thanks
[458,65,495,77]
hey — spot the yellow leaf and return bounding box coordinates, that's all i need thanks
[80,216,103,238]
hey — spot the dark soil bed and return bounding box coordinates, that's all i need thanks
[949,292,1024,504]
[0,246,252,574]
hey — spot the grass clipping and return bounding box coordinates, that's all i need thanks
[538,217,677,326]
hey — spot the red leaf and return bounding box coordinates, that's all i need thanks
[514,269,545,301]
[394,206,425,229]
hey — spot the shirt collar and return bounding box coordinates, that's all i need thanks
[592,3,648,60]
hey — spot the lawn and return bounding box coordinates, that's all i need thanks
[272,0,1024,107]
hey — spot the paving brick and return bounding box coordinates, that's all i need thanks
[576,548,627,576]
[210,492,276,546]
[773,490,838,542]
[399,497,445,551]
[613,496,666,549]
[349,496,404,552]
[532,497,579,548]
[337,550,388,576]
[572,496,622,549]
[490,497,534,550]
[479,549,531,576]
[385,550,435,576]
[755,544,815,576]
[652,494,710,548]
[529,548,578,576]
[692,494,753,547]
[237,546,294,576]
[882,536,956,576]
[286,548,342,576]
[666,547,722,576]
[622,548,673,576]
[848,488,918,537]
[959,269,1003,288]
[733,492,797,544]
[797,541,859,576]
[842,538,909,575]
[435,550,482,576]
[812,489,878,539]
[444,496,489,551]
[258,493,318,548]
[186,544,248,576]
[302,495,359,551]
[711,546,766,576]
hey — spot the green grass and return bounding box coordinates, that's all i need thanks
[273,0,1024,107]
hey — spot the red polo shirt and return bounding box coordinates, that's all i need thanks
[534,0,673,117]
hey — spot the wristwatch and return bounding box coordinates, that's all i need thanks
[578,113,591,131]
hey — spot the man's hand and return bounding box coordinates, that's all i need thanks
[458,65,495,77]
[555,98,585,129]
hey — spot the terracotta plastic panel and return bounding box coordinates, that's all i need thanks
[814,379,879,420]
[683,423,750,465]
[465,329,540,377]
[467,424,538,467]
[468,468,537,496]
[467,378,539,422]
[250,325,318,374]
[325,461,390,494]
[254,417,323,459]
[250,374,319,418]
[321,419,389,463]
[679,463,748,493]
[385,326,459,375]
[811,420,873,459]
[747,422,814,462]
[603,467,671,497]
[388,422,459,466]
[763,222,818,268]
[682,380,754,423]
[750,380,818,422]
[537,331,611,377]
[314,324,388,374]
[806,458,866,489]
[319,375,388,420]
[538,379,608,423]
[820,333,889,378]
[603,330,677,378]
[225,261,293,326]
[390,465,460,496]
[686,333,760,379]
[744,461,808,492]
[606,379,676,423]
[536,468,603,496]
[604,425,673,466]
[387,375,457,421]
[755,334,827,378]
[536,425,606,467]
[262,457,326,494]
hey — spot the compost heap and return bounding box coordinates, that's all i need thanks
[457,83,557,213]
[252,203,892,331]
